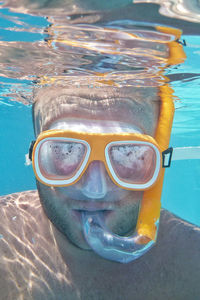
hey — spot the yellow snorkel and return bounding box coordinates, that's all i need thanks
[137,27,186,243]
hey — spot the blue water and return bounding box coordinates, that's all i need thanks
[162,35,200,226]
[0,101,35,193]
[0,6,44,194]
[0,4,200,226]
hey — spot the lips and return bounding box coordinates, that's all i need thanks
[71,201,115,211]
[56,190,138,216]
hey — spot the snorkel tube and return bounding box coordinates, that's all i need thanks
[81,26,186,263]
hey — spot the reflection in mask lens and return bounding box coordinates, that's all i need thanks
[109,144,156,184]
[38,140,86,179]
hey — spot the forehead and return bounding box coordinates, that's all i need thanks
[33,85,160,136]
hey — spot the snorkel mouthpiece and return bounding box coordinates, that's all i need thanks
[82,211,156,263]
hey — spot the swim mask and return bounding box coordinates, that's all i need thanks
[30,130,164,190]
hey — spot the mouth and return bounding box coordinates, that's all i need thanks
[71,208,112,227]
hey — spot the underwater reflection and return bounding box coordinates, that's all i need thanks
[1,0,199,105]
[0,12,186,105]
[135,0,200,23]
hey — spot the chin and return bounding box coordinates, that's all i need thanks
[62,227,92,251]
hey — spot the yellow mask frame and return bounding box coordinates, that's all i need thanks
[31,130,163,190]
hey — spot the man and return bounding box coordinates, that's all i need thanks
[0,1,200,299]
[0,84,200,300]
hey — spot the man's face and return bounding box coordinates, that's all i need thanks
[34,86,160,250]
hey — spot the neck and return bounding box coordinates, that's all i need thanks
[51,223,138,298]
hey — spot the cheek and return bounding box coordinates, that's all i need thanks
[104,192,142,235]
[36,181,59,208]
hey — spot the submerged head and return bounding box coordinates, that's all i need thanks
[31,84,163,263]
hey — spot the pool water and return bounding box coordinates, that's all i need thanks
[163,36,200,226]
[0,1,200,226]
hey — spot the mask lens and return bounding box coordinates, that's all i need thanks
[108,143,157,185]
[38,140,87,180]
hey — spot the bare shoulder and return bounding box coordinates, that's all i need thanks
[140,209,200,299]
[0,191,70,300]
[124,209,200,300]
[159,209,200,250]
[0,190,48,248]
[159,209,200,280]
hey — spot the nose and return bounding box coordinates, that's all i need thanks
[81,161,108,199]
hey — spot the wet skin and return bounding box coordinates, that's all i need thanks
[34,87,160,251]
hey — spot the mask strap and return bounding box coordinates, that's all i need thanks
[25,141,35,166]
[162,146,200,168]
[162,147,173,167]
[29,141,36,160]
[172,146,200,161]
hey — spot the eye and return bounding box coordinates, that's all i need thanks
[50,142,85,162]
[108,143,156,184]
[39,140,86,178]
